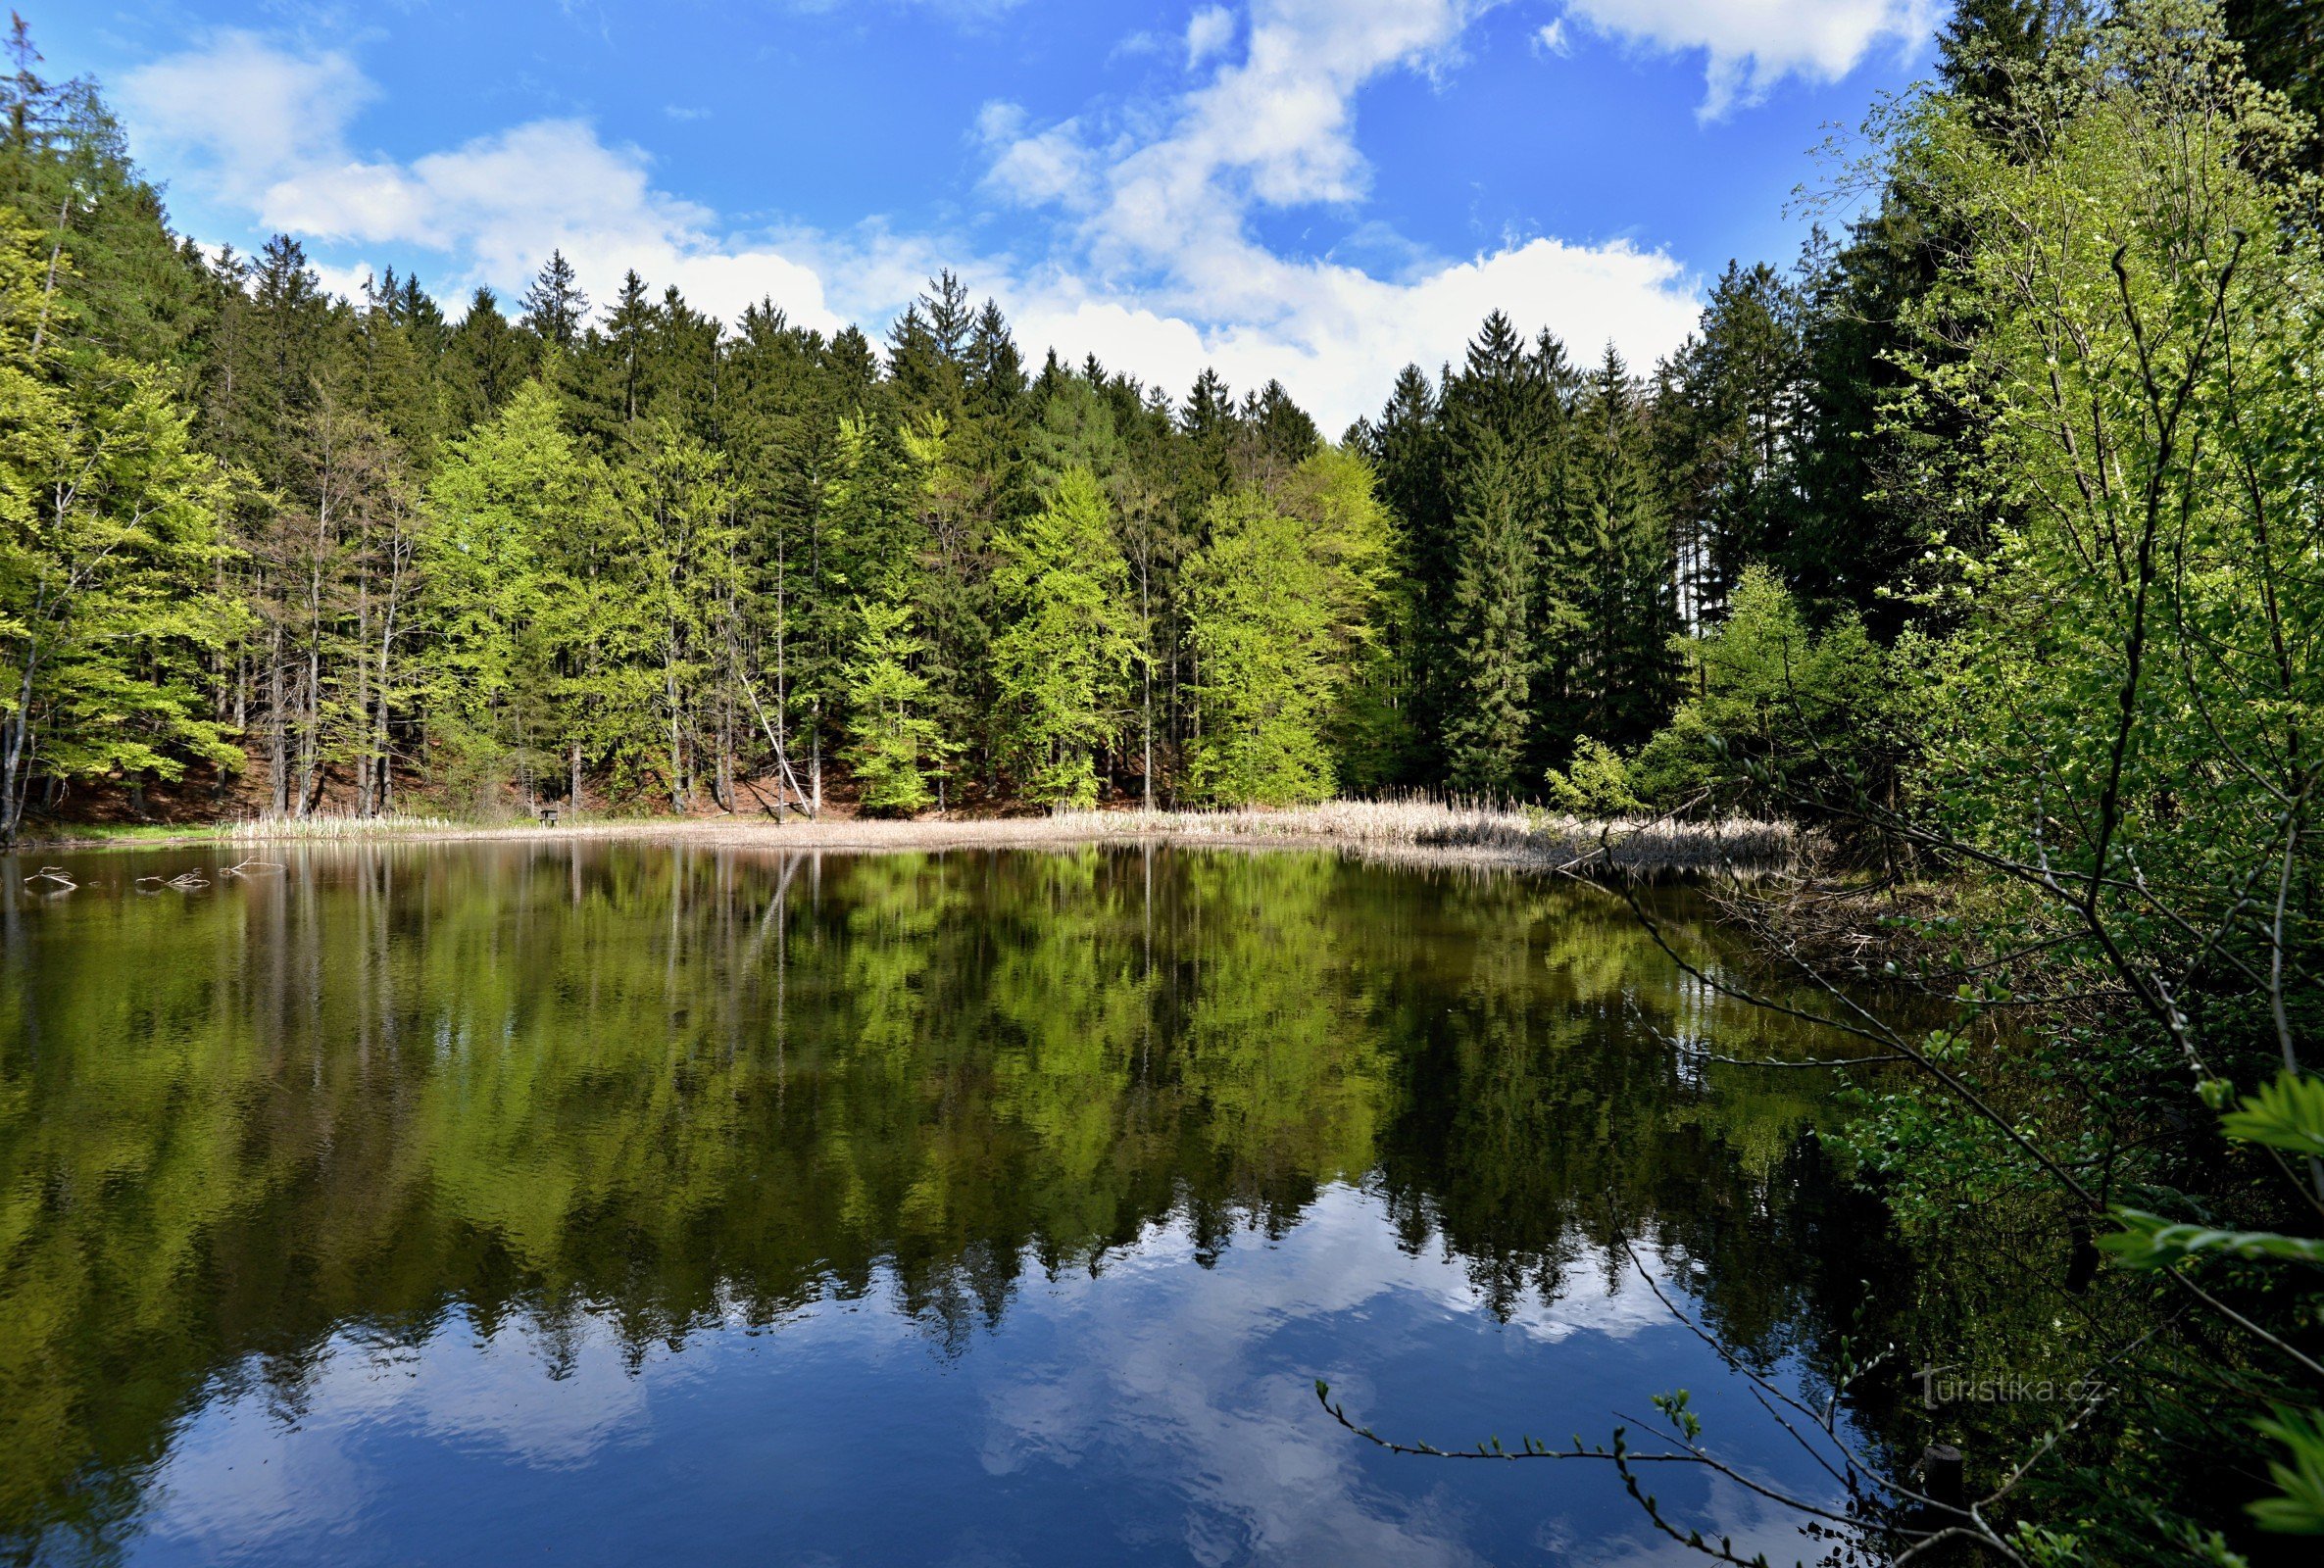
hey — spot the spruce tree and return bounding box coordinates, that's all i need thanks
[1565,348,1678,751]
[519,249,590,350]
[443,287,530,426]
[1439,439,1535,799]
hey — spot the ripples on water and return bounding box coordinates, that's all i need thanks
[0,843,1904,1566]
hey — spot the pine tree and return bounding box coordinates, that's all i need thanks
[1654,260,1805,624]
[443,287,531,427]
[1252,379,1319,467]
[598,269,655,429]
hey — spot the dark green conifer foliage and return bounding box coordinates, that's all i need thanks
[1439,439,1534,798]
[443,287,532,427]
[0,16,1862,827]
[519,248,590,350]
[2222,0,2324,162]
[1564,348,1677,750]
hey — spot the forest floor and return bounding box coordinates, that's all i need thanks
[17,801,1799,876]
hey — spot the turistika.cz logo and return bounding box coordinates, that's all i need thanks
[1916,1366,2111,1410]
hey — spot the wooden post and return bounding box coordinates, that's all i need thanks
[1923,1445,1965,1511]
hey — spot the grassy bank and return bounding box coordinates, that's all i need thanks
[16,801,1797,875]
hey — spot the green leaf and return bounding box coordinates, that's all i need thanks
[2221,1072,2324,1159]
[2249,1407,2324,1535]
[2098,1209,2324,1270]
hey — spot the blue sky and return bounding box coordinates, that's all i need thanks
[44,1,1942,427]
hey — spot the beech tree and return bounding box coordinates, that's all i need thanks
[990,466,1136,808]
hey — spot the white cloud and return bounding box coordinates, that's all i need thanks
[117,35,846,334]
[118,31,373,206]
[114,13,1708,430]
[1535,20,1570,57]
[1185,5,1237,70]
[978,0,1702,425]
[1558,0,1939,118]
[1005,236,1698,431]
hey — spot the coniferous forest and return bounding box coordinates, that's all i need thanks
[13,6,2262,838]
[9,1,2324,1558]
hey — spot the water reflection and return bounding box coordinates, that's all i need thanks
[1,843,1901,1565]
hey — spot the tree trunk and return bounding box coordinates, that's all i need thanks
[1,644,39,844]
[269,630,289,815]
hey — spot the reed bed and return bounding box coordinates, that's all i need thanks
[189,800,1795,876]
[224,813,469,841]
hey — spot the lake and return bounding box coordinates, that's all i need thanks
[0,842,1904,1566]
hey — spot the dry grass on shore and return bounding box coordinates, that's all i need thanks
[182,800,1795,876]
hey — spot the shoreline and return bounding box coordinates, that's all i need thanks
[12,802,1798,876]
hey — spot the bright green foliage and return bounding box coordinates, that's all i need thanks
[1621,565,1892,808]
[415,380,575,808]
[597,421,739,810]
[1184,490,1336,806]
[841,596,948,814]
[989,467,1136,808]
[1273,447,1410,789]
[2248,1408,2324,1536]
[1826,5,2324,1553]
[1541,737,1643,817]
[1904,0,2324,904]
[0,206,236,841]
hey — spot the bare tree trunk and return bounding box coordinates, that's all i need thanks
[1,643,38,844]
[354,575,372,817]
[667,648,687,814]
[269,629,289,815]
[1141,567,1155,810]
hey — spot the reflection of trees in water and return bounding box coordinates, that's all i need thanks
[0,844,1896,1554]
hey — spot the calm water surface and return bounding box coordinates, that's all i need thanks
[0,844,1903,1566]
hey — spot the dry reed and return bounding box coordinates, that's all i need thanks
[207,800,1795,876]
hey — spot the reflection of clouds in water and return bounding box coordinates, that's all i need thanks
[140,1403,369,1557]
[973,1187,1742,1567]
[1572,1473,1831,1567]
[144,1315,707,1553]
[135,1185,1827,1565]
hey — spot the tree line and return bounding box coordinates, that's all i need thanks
[10,0,2324,1553]
[0,3,2123,837]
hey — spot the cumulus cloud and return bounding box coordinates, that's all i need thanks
[977,0,1702,425]
[118,31,373,206]
[1184,5,1237,70]
[1005,238,1698,432]
[117,34,845,332]
[113,11,1712,429]
[1558,0,1940,118]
